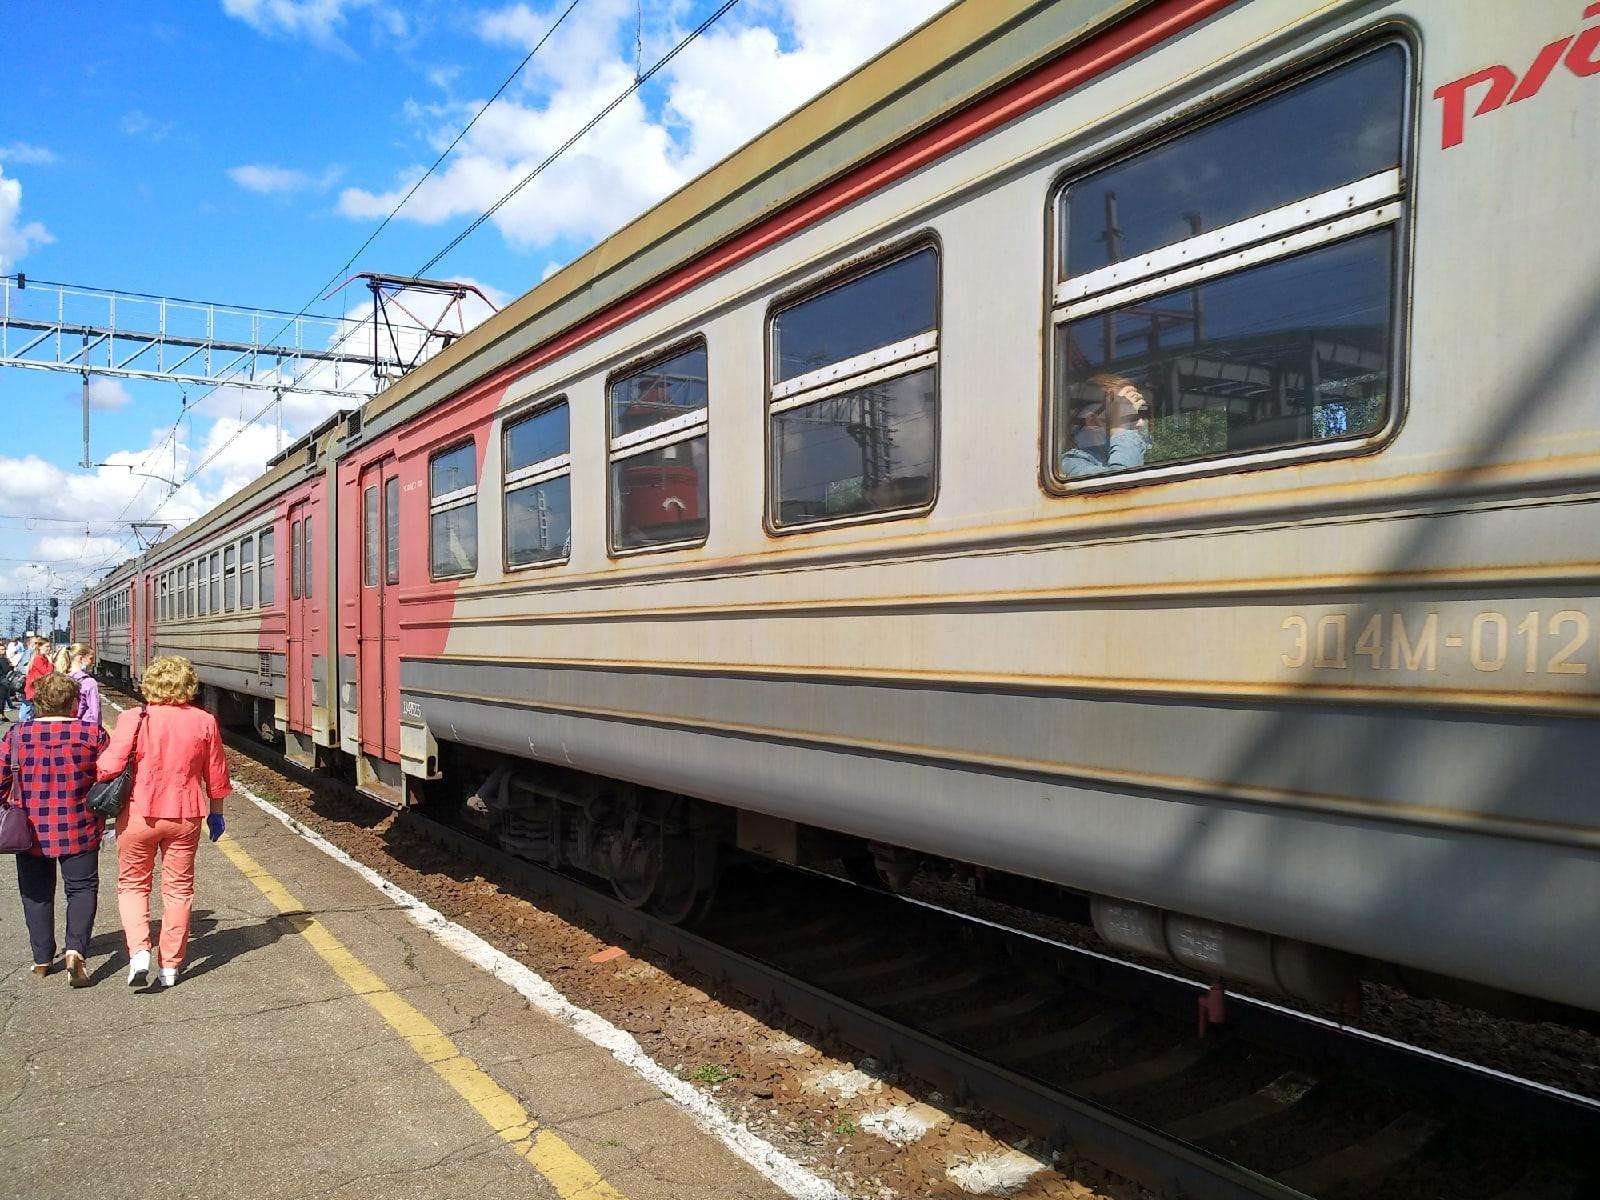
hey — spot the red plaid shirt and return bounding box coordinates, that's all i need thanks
[0,719,109,857]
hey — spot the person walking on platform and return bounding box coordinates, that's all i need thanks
[20,636,54,724]
[13,635,37,722]
[1,672,109,986]
[96,656,230,988]
[56,644,101,729]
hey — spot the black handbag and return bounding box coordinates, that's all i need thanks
[85,705,147,819]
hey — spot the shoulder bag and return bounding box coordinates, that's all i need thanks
[85,704,148,820]
[1,729,36,854]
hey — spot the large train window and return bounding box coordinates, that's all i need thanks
[198,556,210,617]
[210,551,221,612]
[504,399,571,570]
[607,340,708,553]
[224,544,238,611]
[384,479,399,586]
[362,489,378,587]
[767,244,939,529]
[258,528,275,605]
[429,441,478,579]
[1048,43,1407,488]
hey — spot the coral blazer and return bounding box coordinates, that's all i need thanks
[96,703,232,821]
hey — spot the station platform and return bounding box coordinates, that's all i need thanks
[0,769,795,1200]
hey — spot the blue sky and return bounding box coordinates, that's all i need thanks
[0,0,946,631]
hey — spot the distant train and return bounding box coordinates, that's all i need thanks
[77,0,1600,1019]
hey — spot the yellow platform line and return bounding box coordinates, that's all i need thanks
[214,834,626,1200]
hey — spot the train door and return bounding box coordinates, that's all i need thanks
[286,502,314,735]
[357,459,400,764]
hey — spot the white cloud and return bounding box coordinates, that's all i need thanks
[68,378,133,411]
[120,110,173,142]
[221,0,405,52]
[228,163,343,194]
[0,165,52,273]
[0,142,56,166]
[337,0,948,265]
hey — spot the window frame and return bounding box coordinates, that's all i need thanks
[1039,34,1415,497]
[258,527,276,606]
[763,235,943,535]
[604,335,711,557]
[198,555,210,616]
[239,534,256,609]
[428,440,479,581]
[501,396,572,573]
[223,543,238,612]
[210,551,222,613]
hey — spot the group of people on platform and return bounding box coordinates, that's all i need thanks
[1,652,229,989]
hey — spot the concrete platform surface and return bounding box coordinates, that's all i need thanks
[0,771,792,1200]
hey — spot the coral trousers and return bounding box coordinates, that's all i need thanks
[116,809,202,966]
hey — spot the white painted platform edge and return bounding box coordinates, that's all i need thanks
[230,778,847,1200]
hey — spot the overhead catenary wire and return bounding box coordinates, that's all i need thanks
[137,3,591,517]
[416,0,744,276]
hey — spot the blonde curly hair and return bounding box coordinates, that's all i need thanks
[140,655,200,706]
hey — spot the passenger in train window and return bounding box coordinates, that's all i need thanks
[1058,374,1151,479]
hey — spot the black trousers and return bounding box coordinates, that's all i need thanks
[16,848,99,963]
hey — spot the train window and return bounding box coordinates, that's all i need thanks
[304,518,313,600]
[187,562,196,619]
[385,477,400,586]
[224,545,238,611]
[607,342,708,552]
[198,556,209,616]
[240,536,256,608]
[292,519,303,599]
[504,400,571,569]
[429,441,478,579]
[1048,44,1407,487]
[210,551,221,612]
[258,528,275,605]
[768,245,939,528]
[362,487,378,587]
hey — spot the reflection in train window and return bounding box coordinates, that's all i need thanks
[1050,44,1408,484]
[769,246,939,527]
[504,401,571,569]
[1059,46,1404,280]
[608,342,708,552]
[258,528,276,606]
[429,441,478,579]
[385,478,400,586]
[240,535,256,608]
[362,488,378,587]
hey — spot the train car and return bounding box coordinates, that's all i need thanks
[132,412,343,759]
[75,0,1600,1019]
[88,561,138,687]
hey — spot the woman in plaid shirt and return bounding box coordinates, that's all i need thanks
[2,671,109,986]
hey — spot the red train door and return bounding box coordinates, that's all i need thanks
[286,501,313,733]
[357,459,399,760]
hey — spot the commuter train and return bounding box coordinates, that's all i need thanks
[74,0,1600,1018]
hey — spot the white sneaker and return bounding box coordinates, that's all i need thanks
[127,949,153,986]
[158,967,177,988]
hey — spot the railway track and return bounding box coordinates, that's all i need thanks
[208,719,1600,1200]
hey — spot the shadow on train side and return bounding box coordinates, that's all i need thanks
[1144,275,1600,1023]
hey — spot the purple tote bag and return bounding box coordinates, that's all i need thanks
[0,729,34,853]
